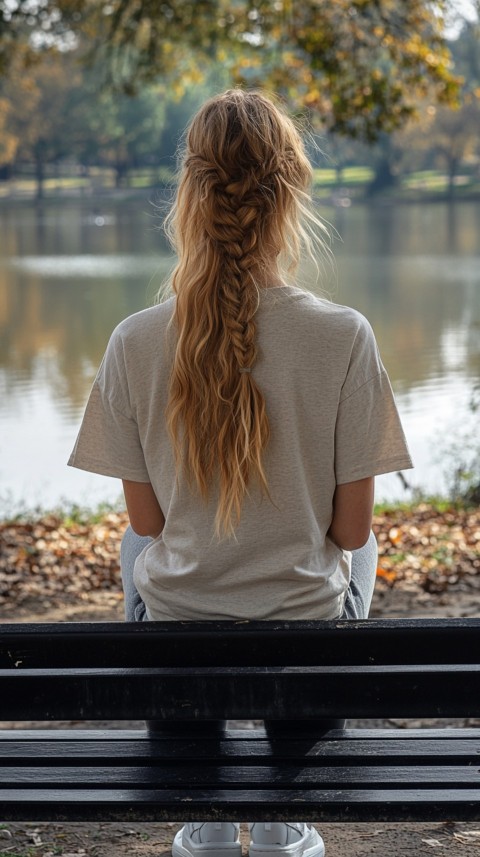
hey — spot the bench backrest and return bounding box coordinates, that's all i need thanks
[1,618,479,721]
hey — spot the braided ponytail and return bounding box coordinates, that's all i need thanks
[164,90,328,537]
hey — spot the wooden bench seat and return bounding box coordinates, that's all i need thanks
[1,618,480,822]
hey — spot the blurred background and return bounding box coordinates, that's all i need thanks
[0,0,479,513]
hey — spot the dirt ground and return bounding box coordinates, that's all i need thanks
[2,509,480,856]
[3,819,480,857]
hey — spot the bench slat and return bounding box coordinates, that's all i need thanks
[2,666,480,719]
[2,618,480,667]
[1,787,480,822]
[2,728,480,740]
[1,734,479,765]
[3,764,480,787]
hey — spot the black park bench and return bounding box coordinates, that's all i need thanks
[0,618,480,823]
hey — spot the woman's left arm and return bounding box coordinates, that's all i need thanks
[122,480,165,538]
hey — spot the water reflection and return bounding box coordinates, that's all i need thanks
[0,199,479,510]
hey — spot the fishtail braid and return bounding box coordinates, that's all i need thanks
[164,89,328,537]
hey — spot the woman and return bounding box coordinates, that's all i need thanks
[69,89,412,857]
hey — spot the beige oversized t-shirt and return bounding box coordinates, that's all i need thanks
[69,286,412,621]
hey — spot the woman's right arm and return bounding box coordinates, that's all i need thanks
[122,479,165,539]
[327,476,375,551]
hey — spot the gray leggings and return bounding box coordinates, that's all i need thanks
[120,527,378,737]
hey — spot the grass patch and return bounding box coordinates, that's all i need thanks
[313,166,374,187]
[1,494,476,529]
[60,500,126,527]
[0,496,125,527]
[0,852,37,857]
[373,494,472,516]
[400,170,478,195]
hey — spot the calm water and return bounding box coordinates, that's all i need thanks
[1,198,479,513]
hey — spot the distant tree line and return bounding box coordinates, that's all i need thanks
[0,1,478,198]
[0,50,208,195]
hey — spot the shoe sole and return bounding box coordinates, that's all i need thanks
[172,830,242,857]
[249,829,325,857]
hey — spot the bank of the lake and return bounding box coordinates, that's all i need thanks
[1,165,480,205]
[1,502,479,623]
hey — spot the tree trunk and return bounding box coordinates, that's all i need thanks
[447,158,458,199]
[115,162,128,188]
[35,154,45,200]
[367,156,397,196]
[0,164,12,181]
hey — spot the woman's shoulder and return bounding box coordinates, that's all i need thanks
[263,286,373,338]
[109,296,175,345]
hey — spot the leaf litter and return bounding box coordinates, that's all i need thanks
[1,504,479,615]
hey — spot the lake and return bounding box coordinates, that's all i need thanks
[1,197,479,514]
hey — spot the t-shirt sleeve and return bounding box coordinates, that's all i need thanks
[334,317,413,485]
[68,327,150,483]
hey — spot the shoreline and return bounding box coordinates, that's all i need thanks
[1,501,479,622]
[1,185,480,208]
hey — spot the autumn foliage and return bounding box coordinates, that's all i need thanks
[0,1,460,141]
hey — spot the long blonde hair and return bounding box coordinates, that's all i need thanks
[165,89,327,537]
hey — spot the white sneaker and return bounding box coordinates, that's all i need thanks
[249,823,325,857]
[173,823,242,857]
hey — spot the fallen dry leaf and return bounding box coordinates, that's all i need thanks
[349,830,386,840]
[453,830,480,844]
[26,828,43,846]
